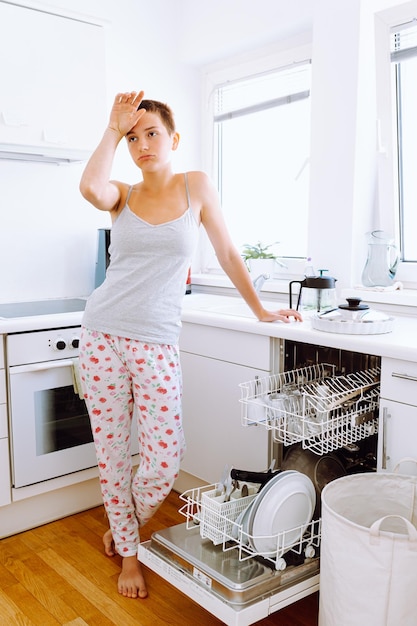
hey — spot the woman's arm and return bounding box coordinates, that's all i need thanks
[194,172,302,323]
[79,91,145,212]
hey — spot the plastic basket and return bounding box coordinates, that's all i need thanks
[200,488,257,545]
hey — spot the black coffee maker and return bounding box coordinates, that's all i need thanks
[289,271,337,313]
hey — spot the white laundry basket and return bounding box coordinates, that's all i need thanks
[319,471,417,626]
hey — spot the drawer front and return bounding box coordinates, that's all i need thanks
[180,323,271,370]
[381,357,417,404]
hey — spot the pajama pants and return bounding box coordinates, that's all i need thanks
[78,328,185,557]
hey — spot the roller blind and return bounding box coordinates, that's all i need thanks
[391,21,417,62]
[214,61,311,123]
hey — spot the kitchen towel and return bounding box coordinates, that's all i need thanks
[356,280,403,291]
[71,358,84,400]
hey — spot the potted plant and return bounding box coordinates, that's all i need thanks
[241,241,280,275]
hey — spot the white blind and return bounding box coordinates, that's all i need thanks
[391,20,417,61]
[214,61,311,122]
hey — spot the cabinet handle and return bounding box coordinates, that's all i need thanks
[391,372,417,383]
[382,407,390,470]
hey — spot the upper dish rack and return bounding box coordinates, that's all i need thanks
[239,363,380,454]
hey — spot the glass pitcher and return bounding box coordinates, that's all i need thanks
[361,230,399,287]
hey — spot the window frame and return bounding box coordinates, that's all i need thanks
[375,7,417,288]
[197,38,312,279]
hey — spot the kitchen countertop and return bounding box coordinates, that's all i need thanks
[0,293,416,361]
[180,294,417,361]
[0,311,85,334]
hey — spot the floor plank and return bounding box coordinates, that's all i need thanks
[0,490,318,625]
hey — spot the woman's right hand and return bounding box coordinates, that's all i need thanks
[108,90,146,137]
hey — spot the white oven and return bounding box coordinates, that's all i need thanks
[7,327,96,487]
[7,325,138,488]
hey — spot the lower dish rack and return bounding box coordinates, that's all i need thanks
[239,363,380,454]
[179,483,321,572]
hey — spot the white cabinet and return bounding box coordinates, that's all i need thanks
[0,2,106,156]
[378,357,417,475]
[179,323,273,484]
[0,336,11,506]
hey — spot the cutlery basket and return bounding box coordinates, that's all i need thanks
[199,487,257,545]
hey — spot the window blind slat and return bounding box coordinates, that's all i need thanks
[391,47,417,62]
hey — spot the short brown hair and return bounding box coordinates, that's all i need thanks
[137,99,176,135]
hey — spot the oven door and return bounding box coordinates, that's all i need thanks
[8,358,97,487]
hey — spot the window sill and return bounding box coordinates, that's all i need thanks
[190,273,292,302]
[191,273,417,315]
[342,286,417,316]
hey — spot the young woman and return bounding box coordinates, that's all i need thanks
[78,90,302,601]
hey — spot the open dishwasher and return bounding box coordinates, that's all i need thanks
[138,342,380,625]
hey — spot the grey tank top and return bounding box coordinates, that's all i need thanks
[82,173,199,344]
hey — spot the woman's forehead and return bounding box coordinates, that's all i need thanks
[132,110,165,131]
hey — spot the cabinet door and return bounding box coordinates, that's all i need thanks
[378,399,417,475]
[0,3,106,150]
[180,351,269,484]
[380,358,417,405]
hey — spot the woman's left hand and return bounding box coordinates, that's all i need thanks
[256,308,303,323]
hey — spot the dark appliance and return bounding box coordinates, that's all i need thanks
[95,228,111,288]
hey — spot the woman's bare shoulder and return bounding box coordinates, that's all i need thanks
[185,170,211,184]
[109,180,133,211]
[185,170,216,197]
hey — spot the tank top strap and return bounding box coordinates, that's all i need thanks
[184,172,191,208]
[126,185,134,205]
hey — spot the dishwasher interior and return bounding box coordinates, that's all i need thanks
[139,341,381,626]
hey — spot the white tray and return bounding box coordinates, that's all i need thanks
[311,314,394,334]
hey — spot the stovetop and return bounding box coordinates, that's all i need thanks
[0,298,87,319]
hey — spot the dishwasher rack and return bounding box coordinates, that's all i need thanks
[179,484,321,572]
[239,363,380,454]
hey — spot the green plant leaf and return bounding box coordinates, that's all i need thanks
[241,241,280,261]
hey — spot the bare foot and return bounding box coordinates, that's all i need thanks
[103,528,115,557]
[118,555,148,599]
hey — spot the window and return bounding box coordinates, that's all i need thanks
[202,53,311,271]
[391,22,417,263]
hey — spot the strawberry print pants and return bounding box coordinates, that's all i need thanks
[79,328,185,557]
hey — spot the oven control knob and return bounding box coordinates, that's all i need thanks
[53,338,67,351]
[71,337,80,349]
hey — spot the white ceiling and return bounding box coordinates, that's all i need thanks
[178,0,315,65]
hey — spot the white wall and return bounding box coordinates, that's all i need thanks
[308,0,416,291]
[0,0,200,303]
[1,0,411,302]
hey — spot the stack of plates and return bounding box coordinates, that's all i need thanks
[233,470,316,558]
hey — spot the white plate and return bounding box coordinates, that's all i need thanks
[247,471,315,556]
[231,472,297,542]
[231,498,256,543]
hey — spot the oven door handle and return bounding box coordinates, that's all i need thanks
[9,358,78,375]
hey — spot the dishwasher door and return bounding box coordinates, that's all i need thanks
[139,523,320,626]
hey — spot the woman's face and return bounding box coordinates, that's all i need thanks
[125,111,179,170]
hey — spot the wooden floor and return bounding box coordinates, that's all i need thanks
[0,490,318,625]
